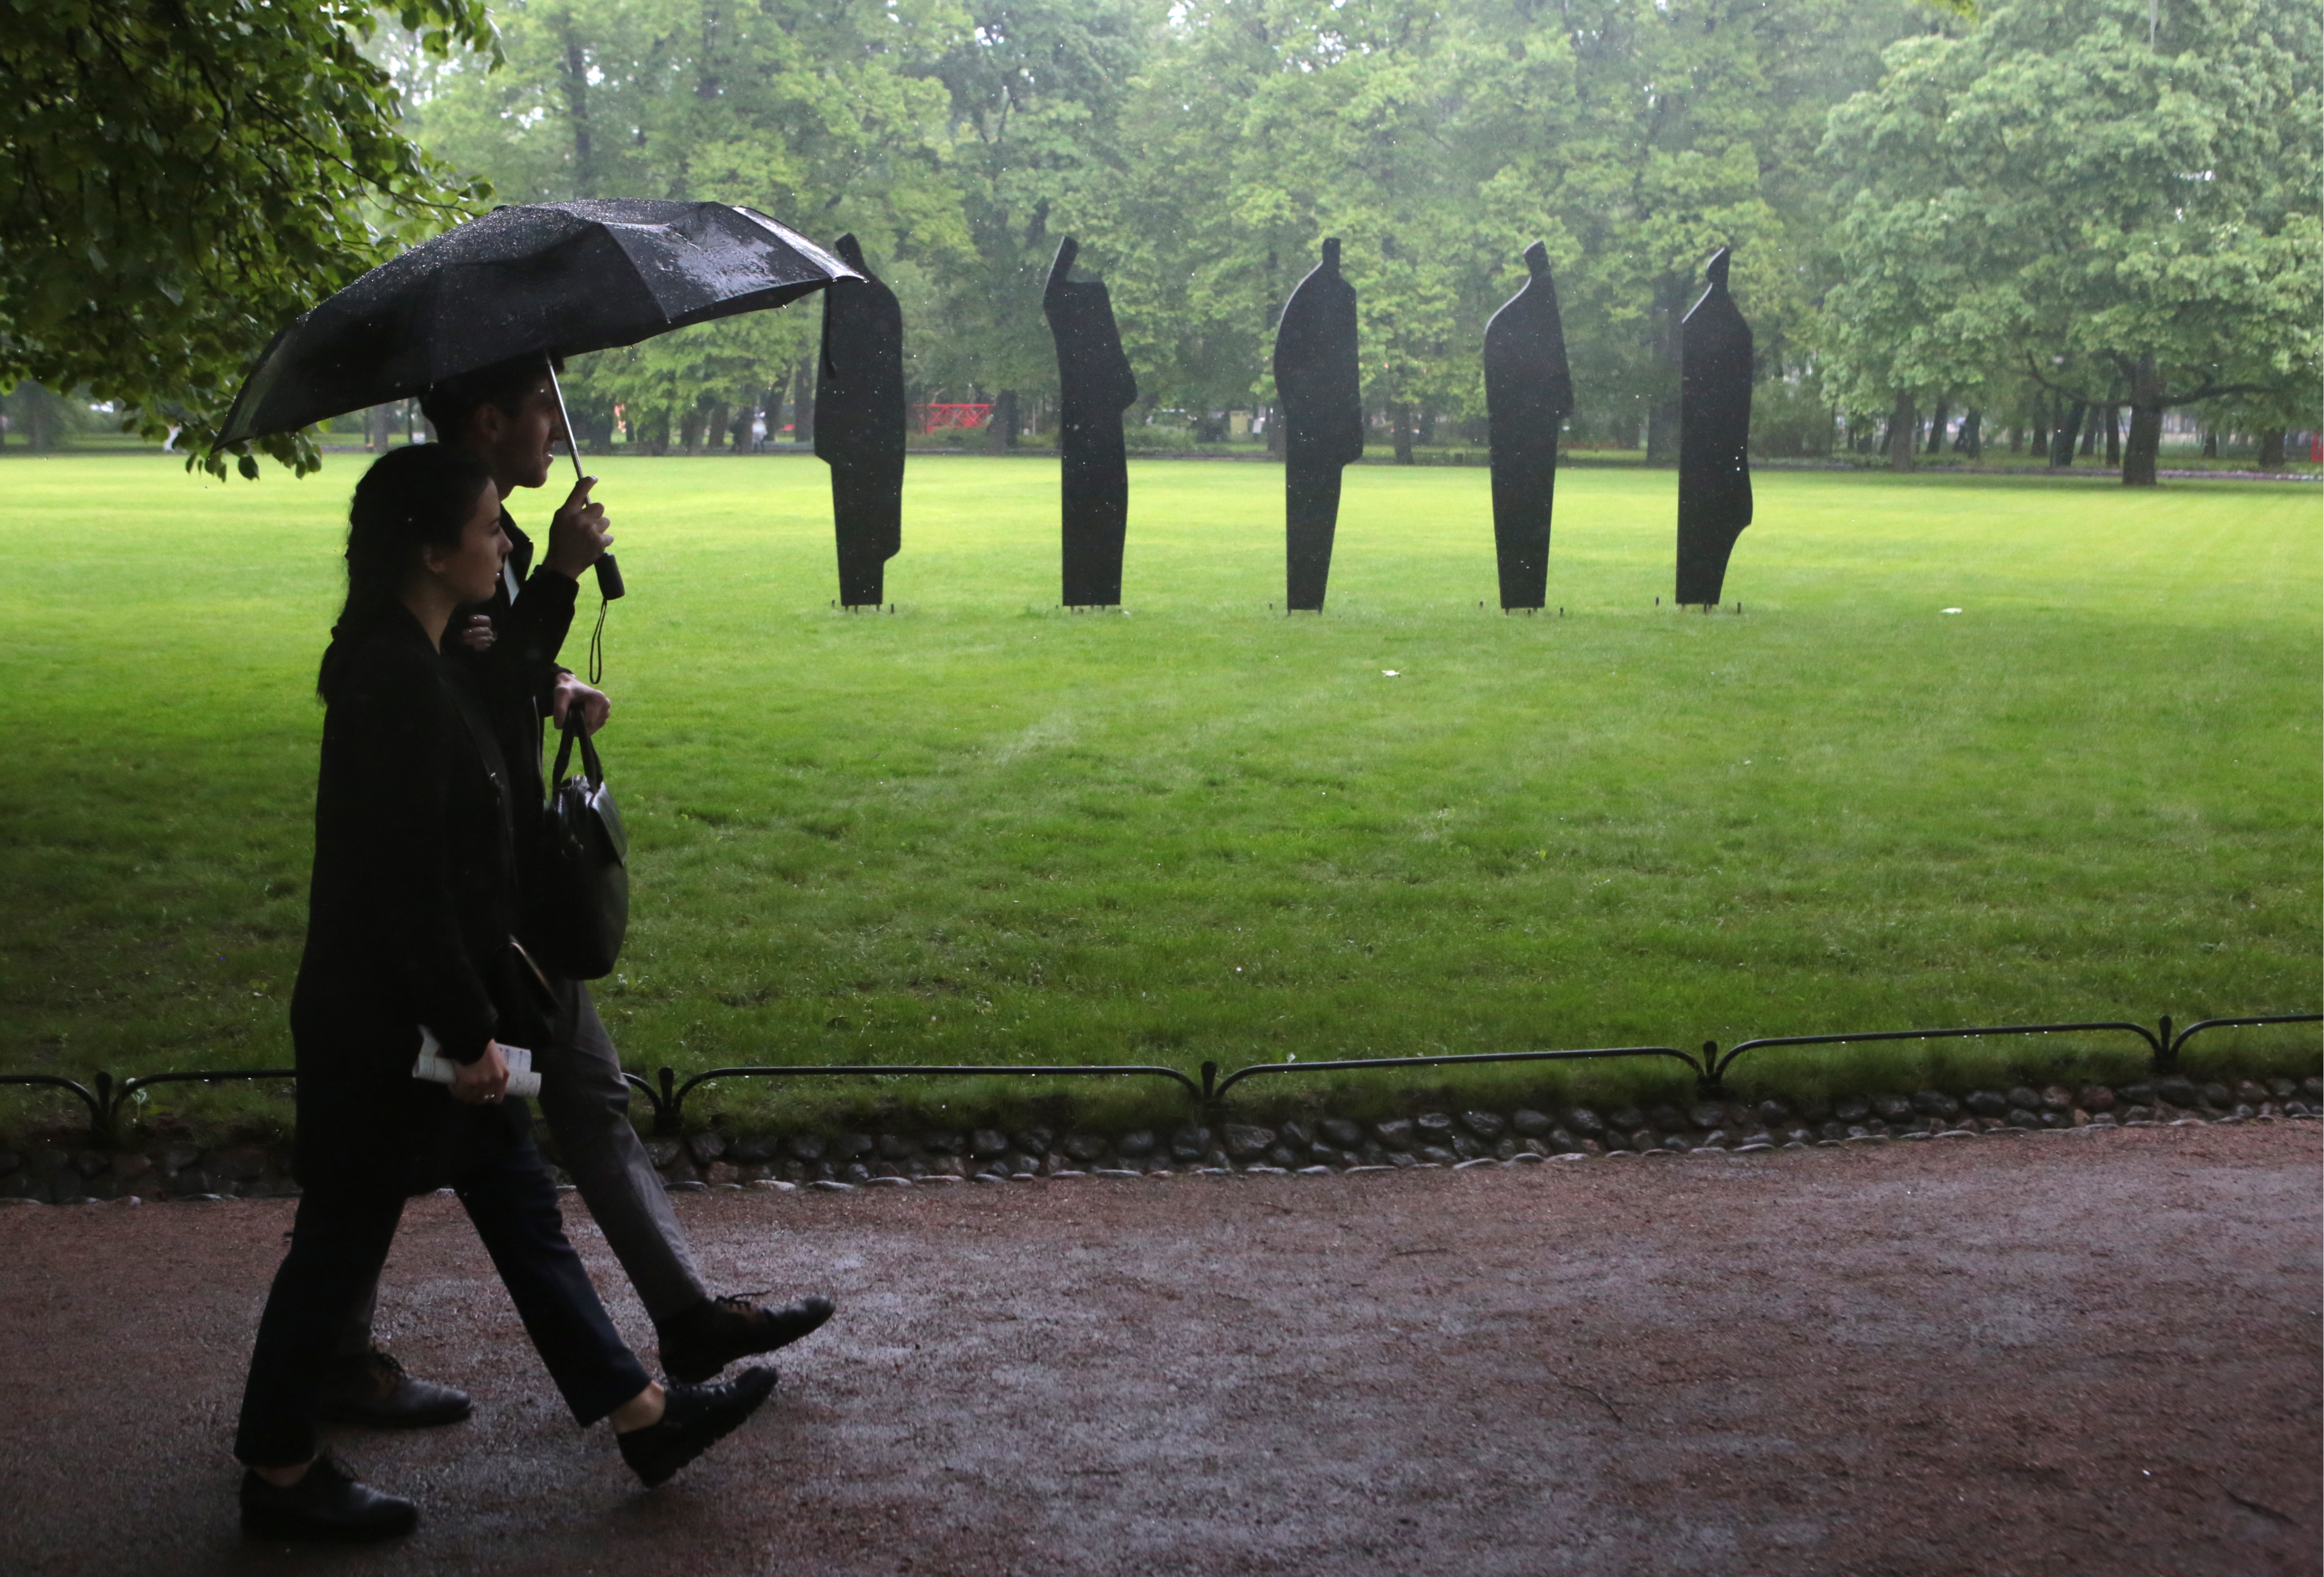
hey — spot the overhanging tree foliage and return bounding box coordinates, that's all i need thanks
[0,0,500,476]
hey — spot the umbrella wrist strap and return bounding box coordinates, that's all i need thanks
[588,597,609,686]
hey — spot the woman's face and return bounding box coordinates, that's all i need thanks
[421,483,510,605]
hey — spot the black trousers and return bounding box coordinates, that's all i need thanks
[235,1133,651,1467]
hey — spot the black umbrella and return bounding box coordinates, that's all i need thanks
[218,200,858,448]
[218,199,856,608]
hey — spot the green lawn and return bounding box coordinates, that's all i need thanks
[2,451,2316,1140]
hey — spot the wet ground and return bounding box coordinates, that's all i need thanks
[1,1121,2316,1576]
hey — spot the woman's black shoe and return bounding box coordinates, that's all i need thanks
[240,1455,418,1543]
[658,1294,835,1384]
[316,1347,473,1427]
[617,1367,778,1487]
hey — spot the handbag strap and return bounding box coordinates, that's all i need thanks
[550,706,604,790]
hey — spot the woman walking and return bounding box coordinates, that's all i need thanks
[234,444,771,1543]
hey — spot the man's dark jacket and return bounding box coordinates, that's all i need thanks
[457,512,579,852]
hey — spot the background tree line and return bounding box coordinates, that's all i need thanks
[4,0,2314,477]
[391,0,1937,459]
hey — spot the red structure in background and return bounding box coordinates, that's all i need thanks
[914,402,992,435]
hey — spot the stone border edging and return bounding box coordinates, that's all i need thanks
[5,1073,2315,1207]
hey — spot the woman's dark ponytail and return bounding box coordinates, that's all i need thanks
[319,444,494,698]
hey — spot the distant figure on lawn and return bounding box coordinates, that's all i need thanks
[1274,238,1364,612]
[817,234,907,607]
[231,444,777,1543]
[1483,240,1575,611]
[1044,235,1138,607]
[1676,247,1754,606]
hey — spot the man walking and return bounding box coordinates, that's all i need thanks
[317,357,832,1428]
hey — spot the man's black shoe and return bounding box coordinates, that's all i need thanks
[658,1294,834,1384]
[316,1347,472,1428]
[617,1367,778,1487]
[240,1456,418,1543]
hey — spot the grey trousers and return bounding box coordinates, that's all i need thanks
[340,981,709,1354]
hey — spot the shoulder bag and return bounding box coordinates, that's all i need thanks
[523,709,629,979]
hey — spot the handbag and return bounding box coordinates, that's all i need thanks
[522,709,630,979]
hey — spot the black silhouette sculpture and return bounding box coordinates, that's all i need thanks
[815,233,906,607]
[1043,237,1137,607]
[1675,247,1753,606]
[1272,238,1363,611]
[1483,241,1574,611]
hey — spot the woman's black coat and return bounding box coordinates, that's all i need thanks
[289,605,546,1194]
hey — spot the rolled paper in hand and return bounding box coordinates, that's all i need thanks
[414,1027,542,1098]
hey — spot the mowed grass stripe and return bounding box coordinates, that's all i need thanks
[0,454,2314,1133]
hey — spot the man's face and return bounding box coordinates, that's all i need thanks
[470,379,566,494]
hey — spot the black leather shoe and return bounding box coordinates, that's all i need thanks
[658,1294,835,1384]
[240,1455,418,1543]
[316,1348,472,1428]
[617,1367,778,1487]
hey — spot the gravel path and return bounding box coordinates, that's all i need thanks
[1,1122,2315,1576]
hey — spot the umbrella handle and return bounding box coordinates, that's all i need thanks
[545,359,624,603]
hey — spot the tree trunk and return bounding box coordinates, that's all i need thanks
[792,359,815,446]
[1925,400,1949,455]
[2103,405,2121,467]
[1887,393,1918,471]
[1391,402,1415,465]
[1646,398,1681,464]
[558,21,594,197]
[1265,402,1284,458]
[2120,356,2164,487]
[366,403,392,452]
[1957,409,1982,459]
[2079,411,2098,456]
[2202,429,2218,458]
[22,384,55,450]
[2258,429,2287,469]
[985,390,1018,450]
[2051,401,2086,468]
[761,372,788,445]
[1645,276,1687,464]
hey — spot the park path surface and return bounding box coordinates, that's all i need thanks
[0,1123,2315,1577]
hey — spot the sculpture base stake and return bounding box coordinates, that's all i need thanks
[1285,467,1342,612]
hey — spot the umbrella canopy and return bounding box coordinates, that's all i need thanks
[217,200,858,447]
